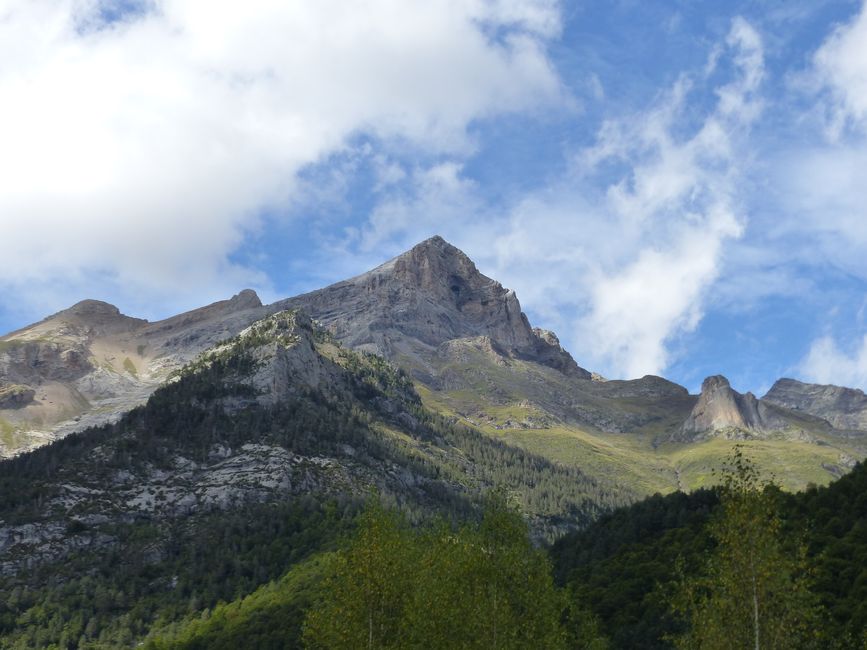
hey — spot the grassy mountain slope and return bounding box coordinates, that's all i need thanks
[412,345,862,495]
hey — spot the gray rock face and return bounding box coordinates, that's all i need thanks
[763,378,867,431]
[279,236,589,378]
[233,310,343,406]
[680,375,787,438]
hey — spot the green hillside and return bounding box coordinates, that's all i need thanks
[413,348,864,496]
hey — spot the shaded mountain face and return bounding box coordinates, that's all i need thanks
[0,310,618,575]
[763,378,867,431]
[279,236,588,378]
[277,236,703,452]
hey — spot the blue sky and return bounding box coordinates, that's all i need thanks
[2,1,867,395]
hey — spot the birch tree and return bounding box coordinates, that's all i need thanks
[672,446,822,650]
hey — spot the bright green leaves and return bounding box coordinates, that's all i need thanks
[400,498,564,649]
[303,503,416,649]
[672,446,823,650]
[303,496,602,649]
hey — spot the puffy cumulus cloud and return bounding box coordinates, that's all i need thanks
[800,335,867,390]
[0,0,564,316]
[813,1,867,136]
[577,212,741,379]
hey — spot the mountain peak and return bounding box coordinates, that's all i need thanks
[42,298,146,332]
[680,374,784,439]
[228,289,262,310]
[62,299,122,318]
[411,234,450,251]
[764,377,867,430]
[282,238,590,377]
[701,374,731,392]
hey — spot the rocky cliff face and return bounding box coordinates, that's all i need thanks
[679,375,788,439]
[763,378,867,431]
[279,236,589,378]
[0,309,608,576]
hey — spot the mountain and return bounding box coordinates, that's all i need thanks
[0,307,622,645]
[0,290,267,456]
[278,237,864,491]
[0,309,616,569]
[2,236,867,647]
[677,375,827,439]
[764,377,867,431]
[278,236,587,377]
[2,236,866,491]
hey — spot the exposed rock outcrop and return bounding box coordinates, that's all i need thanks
[0,384,35,409]
[763,378,867,431]
[596,375,691,400]
[679,375,787,439]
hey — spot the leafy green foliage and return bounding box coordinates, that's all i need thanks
[553,457,867,649]
[671,447,822,649]
[143,553,332,650]
[303,497,603,649]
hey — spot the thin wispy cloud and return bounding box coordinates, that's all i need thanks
[792,1,867,388]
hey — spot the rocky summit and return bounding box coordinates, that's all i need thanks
[763,377,867,431]
[679,375,787,439]
[279,236,588,378]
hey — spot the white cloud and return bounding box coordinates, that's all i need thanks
[764,2,867,288]
[336,17,759,379]
[490,19,758,378]
[0,0,564,318]
[800,335,867,389]
[813,1,867,136]
[357,162,483,253]
[577,212,741,378]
